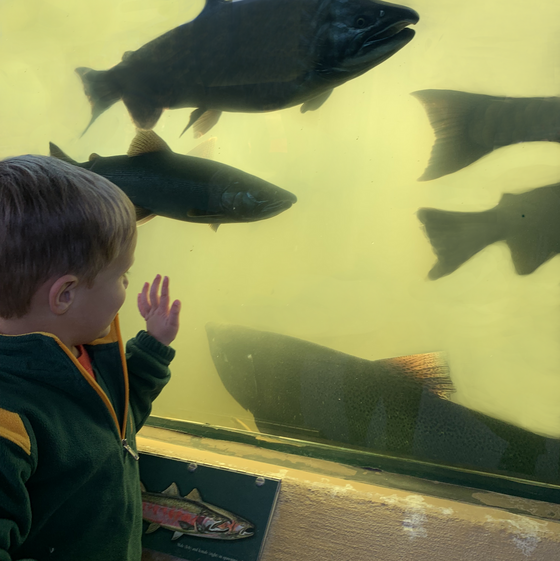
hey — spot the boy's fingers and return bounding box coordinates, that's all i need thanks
[159,276,171,312]
[149,274,162,308]
[137,282,152,316]
[169,300,181,326]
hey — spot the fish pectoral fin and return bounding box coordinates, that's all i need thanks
[180,108,207,137]
[181,108,222,138]
[172,531,184,541]
[49,142,78,165]
[194,110,222,138]
[145,523,160,534]
[134,206,156,225]
[300,89,333,113]
[128,130,172,157]
[185,488,203,502]
[210,223,220,233]
[187,136,217,160]
[140,481,147,492]
[162,482,181,497]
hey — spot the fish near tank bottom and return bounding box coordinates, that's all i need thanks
[137,425,560,561]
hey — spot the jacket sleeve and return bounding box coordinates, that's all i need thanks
[0,410,36,561]
[125,331,175,430]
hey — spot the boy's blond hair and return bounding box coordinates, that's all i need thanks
[0,155,136,319]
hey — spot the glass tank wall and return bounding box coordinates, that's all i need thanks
[2,0,560,490]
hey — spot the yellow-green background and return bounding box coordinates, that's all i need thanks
[2,0,560,438]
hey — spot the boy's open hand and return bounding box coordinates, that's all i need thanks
[137,275,181,346]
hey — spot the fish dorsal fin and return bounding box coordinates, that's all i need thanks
[122,50,134,62]
[210,224,220,233]
[128,130,172,157]
[162,482,181,497]
[186,488,203,502]
[188,136,217,160]
[49,142,78,165]
[89,152,100,161]
[385,352,455,400]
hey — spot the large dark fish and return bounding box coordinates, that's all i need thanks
[418,182,560,279]
[49,131,296,229]
[141,482,254,541]
[413,89,560,180]
[77,0,419,136]
[206,323,560,480]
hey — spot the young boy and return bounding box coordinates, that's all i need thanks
[0,155,181,560]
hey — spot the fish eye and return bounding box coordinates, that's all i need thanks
[355,16,368,28]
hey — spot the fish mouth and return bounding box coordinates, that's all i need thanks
[222,188,297,221]
[342,7,419,71]
[256,198,295,219]
[343,26,415,70]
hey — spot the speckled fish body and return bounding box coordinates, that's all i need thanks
[206,323,560,480]
[49,131,296,226]
[77,0,419,133]
[142,482,254,541]
[418,182,560,279]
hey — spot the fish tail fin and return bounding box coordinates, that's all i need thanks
[417,207,503,279]
[388,352,454,400]
[412,89,496,180]
[75,67,121,136]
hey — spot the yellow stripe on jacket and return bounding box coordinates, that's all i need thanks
[0,408,31,455]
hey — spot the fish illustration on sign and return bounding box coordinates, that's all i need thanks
[412,89,560,180]
[141,482,255,541]
[76,0,419,136]
[49,131,296,230]
[417,182,560,279]
[206,323,560,479]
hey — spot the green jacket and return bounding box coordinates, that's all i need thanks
[0,317,174,561]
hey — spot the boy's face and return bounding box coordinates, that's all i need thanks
[70,232,137,344]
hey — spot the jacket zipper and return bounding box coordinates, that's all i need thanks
[53,319,139,462]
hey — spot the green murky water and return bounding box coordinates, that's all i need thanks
[3,0,560,479]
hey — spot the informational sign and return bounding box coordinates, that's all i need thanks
[139,453,280,561]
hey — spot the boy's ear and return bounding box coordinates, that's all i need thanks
[48,275,80,315]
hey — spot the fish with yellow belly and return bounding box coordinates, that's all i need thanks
[141,482,255,541]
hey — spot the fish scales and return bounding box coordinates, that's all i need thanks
[206,323,560,480]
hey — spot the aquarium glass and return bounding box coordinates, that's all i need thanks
[3,0,560,490]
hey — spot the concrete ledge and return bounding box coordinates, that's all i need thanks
[138,426,560,561]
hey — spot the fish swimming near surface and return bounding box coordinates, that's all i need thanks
[141,482,255,541]
[418,182,560,279]
[413,89,560,180]
[206,323,560,480]
[76,0,419,136]
[49,130,297,230]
